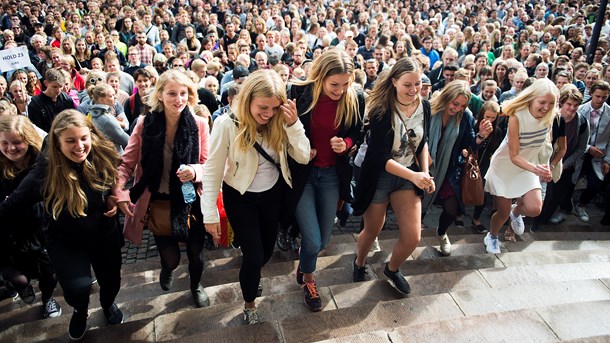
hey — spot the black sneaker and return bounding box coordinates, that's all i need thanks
[18,283,36,304]
[276,229,290,251]
[352,259,367,282]
[43,298,62,318]
[103,303,125,325]
[191,285,210,308]
[68,310,88,341]
[529,222,542,233]
[296,268,304,285]
[302,280,322,312]
[256,283,263,297]
[159,268,174,291]
[472,222,488,234]
[383,264,411,295]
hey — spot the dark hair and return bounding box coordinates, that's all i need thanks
[590,80,610,94]
[133,68,154,80]
[443,63,459,72]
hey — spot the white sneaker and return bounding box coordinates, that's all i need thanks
[438,234,451,256]
[549,211,566,224]
[509,204,525,235]
[369,237,381,252]
[484,233,501,254]
[572,206,589,222]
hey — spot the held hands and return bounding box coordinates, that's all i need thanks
[533,164,552,182]
[413,172,435,194]
[478,119,493,139]
[330,136,347,154]
[282,99,298,127]
[205,223,221,247]
[117,201,135,217]
[176,165,196,182]
[104,195,119,217]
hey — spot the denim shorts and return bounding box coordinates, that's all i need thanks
[371,170,416,203]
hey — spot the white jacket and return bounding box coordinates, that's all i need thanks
[201,114,311,223]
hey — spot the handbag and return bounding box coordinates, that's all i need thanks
[216,193,234,247]
[147,200,193,237]
[461,147,484,206]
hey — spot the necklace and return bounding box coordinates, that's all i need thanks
[397,96,419,107]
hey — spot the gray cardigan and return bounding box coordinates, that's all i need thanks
[89,104,130,154]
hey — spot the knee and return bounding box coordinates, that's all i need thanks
[61,276,91,300]
[525,200,543,217]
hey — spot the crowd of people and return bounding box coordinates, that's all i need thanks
[1,0,610,340]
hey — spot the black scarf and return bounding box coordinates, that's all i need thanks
[130,108,199,239]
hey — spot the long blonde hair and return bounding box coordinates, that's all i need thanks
[45,110,120,219]
[502,78,559,126]
[430,80,472,125]
[232,70,288,154]
[0,115,42,180]
[291,48,359,128]
[147,70,199,113]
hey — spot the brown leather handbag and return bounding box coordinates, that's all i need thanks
[461,147,484,206]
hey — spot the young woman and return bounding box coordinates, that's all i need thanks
[114,70,211,308]
[87,83,129,154]
[289,49,363,311]
[484,78,559,253]
[0,110,124,340]
[74,38,92,72]
[470,101,503,233]
[422,81,493,256]
[352,57,433,294]
[201,70,310,324]
[180,25,201,59]
[0,115,60,319]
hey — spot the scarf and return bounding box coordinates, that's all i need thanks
[130,108,199,239]
[423,112,460,210]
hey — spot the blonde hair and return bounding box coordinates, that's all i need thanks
[232,70,288,154]
[291,48,359,128]
[147,70,199,113]
[431,80,472,125]
[45,109,120,219]
[0,115,42,179]
[502,78,559,126]
[90,83,115,103]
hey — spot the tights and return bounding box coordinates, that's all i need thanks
[437,195,460,236]
[154,226,205,290]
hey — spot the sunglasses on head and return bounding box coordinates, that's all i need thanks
[88,77,104,85]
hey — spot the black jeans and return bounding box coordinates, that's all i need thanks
[578,155,610,205]
[46,231,122,313]
[534,168,577,224]
[222,181,281,303]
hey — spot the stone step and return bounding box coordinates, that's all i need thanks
[313,330,391,343]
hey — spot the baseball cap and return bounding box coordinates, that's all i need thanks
[421,74,431,85]
[233,66,250,80]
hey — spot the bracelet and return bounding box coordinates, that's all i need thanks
[476,133,485,140]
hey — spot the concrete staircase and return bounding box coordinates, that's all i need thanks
[1,219,610,342]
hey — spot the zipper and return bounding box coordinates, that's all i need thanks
[233,162,239,177]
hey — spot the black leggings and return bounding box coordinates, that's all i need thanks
[47,232,122,313]
[153,222,205,290]
[437,195,460,236]
[0,250,57,302]
[223,181,281,303]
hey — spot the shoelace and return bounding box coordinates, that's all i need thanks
[303,281,320,299]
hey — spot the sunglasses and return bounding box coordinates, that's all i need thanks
[88,77,104,85]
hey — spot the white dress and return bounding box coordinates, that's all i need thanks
[484,108,552,198]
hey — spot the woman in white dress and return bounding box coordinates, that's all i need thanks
[484,78,559,253]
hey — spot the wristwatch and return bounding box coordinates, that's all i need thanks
[476,133,485,140]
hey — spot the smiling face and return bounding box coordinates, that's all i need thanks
[158,80,189,117]
[528,94,555,119]
[249,96,281,126]
[58,126,91,164]
[392,71,421,103]
[0,131,29,166]
[322,73,351,101]
[446,95,468,116]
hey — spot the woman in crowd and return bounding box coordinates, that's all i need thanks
[484,78,558,253]
[87,83,129,154]
[0,110,125,340]
[0,115,60,319]
[352,57,434,294]
[422,81,493,256]
[289,48,363,312]
[201,70,310,324]
[114,70,211,308]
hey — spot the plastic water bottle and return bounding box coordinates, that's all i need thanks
[179,164,196,204]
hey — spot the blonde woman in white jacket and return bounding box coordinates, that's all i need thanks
[201,70,310,325]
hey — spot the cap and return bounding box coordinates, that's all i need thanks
[233,66,250,80]
[421,74,431,85]
[33,21,44,27]
[345,30,354,37]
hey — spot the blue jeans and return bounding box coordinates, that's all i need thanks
[295,166,340,274]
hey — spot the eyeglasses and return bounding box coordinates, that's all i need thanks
[173,64,184,68]
[88,77,104,85]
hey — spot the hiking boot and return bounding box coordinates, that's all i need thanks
[438,234,451,256]
[352,259,367,282]
[103,303,125,325]
[302,280,322,312]
[484,233,501,254]
[243,307,260,325]
[573,206,589,222]
[191,285,210,308]
[383,264,411,295]
[549,211,566,224]
[43,298,62,318]
[276,229,290,252]
[19,283,36,304]
[509,204,525,235]
[68,310,88,341]
[159,268,174,291]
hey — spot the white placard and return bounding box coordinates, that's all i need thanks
[0,46,31,73]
